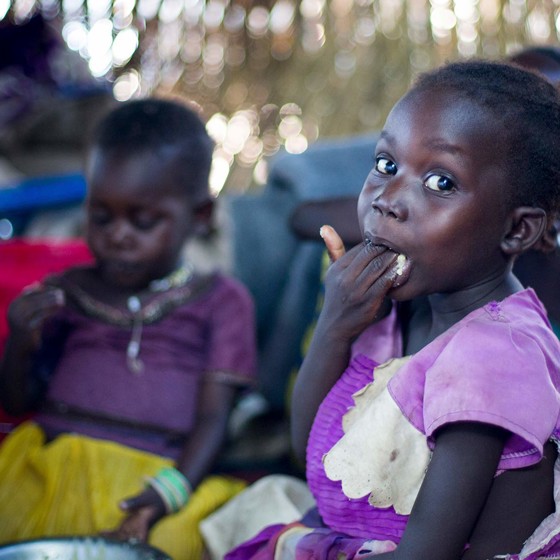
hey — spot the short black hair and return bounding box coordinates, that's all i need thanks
[89,97,214,199]
[411,60,560,221]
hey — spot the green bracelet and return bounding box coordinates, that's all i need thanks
[145,467,192,514]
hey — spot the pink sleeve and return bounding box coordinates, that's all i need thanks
[351,303,403,363]
[205,276,257,386]
[423,319,560,469]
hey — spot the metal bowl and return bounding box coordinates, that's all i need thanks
[0,537,171,560]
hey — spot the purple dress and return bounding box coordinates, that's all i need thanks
[227,289,560,559]
[34,272,257,460]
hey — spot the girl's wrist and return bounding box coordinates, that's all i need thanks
[144,468,193,514]
[313,319,356,349]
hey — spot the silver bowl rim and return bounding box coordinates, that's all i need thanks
[0,536,171,559]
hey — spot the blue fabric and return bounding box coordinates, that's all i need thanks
[0,174,86,214]
[0,173,86,235]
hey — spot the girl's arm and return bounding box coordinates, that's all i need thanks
[0,287,65,415]
[174,377,237,487]
[291,226,407,463]
[382,422,507,560]
[110,276,256,541]
[366,422,552,560]
[463,438,556,559]
[108,377,238,541]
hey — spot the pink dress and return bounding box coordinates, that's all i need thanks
[227,289,560,560]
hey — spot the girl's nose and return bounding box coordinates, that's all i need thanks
[108,219,134,247]
[371,182,408,221]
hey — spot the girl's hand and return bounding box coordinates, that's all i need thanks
[291,225,409,462]
[318,225,409,342]
[321,224,347,263]
[102,487,166,542]
[7,286,65,350]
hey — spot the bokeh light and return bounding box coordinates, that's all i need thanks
[1,0,559,192]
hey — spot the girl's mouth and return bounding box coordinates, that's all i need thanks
[364,235,410,284]
[364,235,400,255]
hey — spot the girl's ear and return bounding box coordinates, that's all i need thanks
[533,221,558,254]
[501,206,547,255]
[192,198,215,238]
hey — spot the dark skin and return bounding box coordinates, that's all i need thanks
[0,148,235,542]
[290,48,560,330]
[292,195,560,331]
[291,89,555,560]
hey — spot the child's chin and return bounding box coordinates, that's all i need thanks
[100,265,147,291]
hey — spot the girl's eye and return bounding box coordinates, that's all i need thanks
[89,207,111,225]
[375,157,397,176]
[425,174,456,193]
[133,213,160,230]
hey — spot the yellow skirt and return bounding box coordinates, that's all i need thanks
[0,422,247,559]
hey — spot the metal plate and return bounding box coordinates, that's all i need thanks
[0,537,171,560]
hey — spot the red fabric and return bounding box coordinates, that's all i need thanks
[0,238,93,438]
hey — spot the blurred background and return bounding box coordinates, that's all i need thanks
[0,0,559,461]
[0,0,559,197]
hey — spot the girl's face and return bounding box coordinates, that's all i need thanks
[85,149,202,290]
[358,88,512,300]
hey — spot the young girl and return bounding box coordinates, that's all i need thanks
[0,98,257,559]
[224,60,560,559]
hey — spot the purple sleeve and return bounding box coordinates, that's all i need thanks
[205,276,257,385]
[423,319,560,470]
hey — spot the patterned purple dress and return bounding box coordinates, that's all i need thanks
[227,289,560,560]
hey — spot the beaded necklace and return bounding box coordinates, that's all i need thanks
[125,264,194,373]
[46,264,195,375]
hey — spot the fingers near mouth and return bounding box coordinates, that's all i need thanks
[364,239,391,255]
[364,238,411,287]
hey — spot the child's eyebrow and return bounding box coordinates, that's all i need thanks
[424,139,465,156]
[379,130,393,144]
[379,130,467,159]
